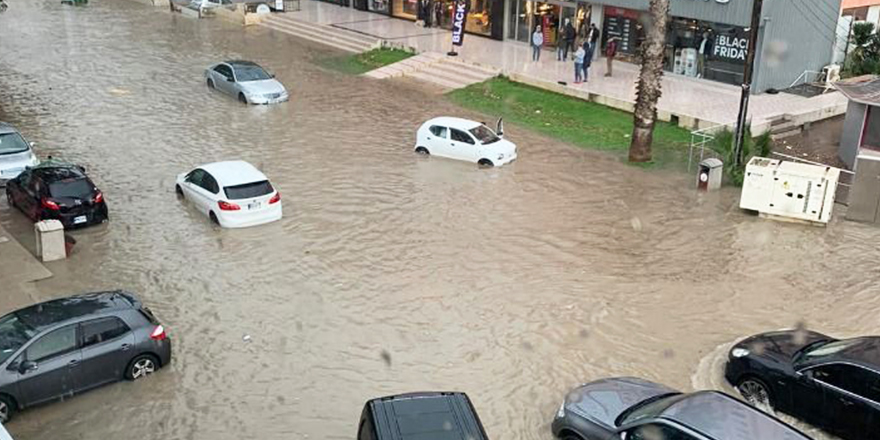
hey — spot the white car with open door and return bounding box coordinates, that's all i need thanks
[175,160,282,228]
[415,117,517,167]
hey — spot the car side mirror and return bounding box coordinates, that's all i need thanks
[29,141,36,148]
[227,77,235,82]
[19,361,37,374]
[270,74,276,78]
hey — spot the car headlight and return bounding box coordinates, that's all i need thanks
[731,348,750,358]
[556,401,566,418]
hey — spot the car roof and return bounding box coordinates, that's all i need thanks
[367,392,488,440]
[31,161,88,181]
[425,117,483,130]
[0,122,19,135]
[199,160,269,187]
[9,290,140,332]
[225,60,259,68]
[816,337,880,368]
[660,391,811,440]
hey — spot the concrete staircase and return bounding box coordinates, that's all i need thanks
[258,14,378,53]
[769,116,803,141]
[365,52,499,91]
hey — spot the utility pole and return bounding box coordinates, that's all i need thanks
[733,0,764,168]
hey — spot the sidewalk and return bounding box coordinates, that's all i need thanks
[283,1,846,130]
[0,223,50,313]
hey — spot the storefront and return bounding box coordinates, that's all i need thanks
[379,0,502,38]
[506,0,592,46]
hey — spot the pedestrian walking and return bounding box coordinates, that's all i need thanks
[532,26,544,62]
[582,41,593,82]
[604,36,618,77]
[433,0,443,27]
[556,31,567,61]
[588,23,600,58]
[424,0,433,27]
[563,18,576,61]
[574,46,585,83]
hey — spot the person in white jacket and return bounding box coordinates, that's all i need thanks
[532,26,544,62]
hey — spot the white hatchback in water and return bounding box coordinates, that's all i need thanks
[415,117,517,167]
[176,160,282,228]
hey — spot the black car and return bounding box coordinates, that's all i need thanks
[5,160,108,228]
[551,377,812,440]
[725,330,880,440]
[0,290,171,422]
[358,392,489,440]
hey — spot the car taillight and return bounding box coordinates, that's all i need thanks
[218,201,240,211]
[150,325,166,341]
[41,198,60,210]
[94,191,103,204]
[269,192,281,204]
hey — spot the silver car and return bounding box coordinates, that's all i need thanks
[204,60,288,105]
[0,122,39,186]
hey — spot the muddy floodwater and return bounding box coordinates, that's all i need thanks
[0,1,877,439]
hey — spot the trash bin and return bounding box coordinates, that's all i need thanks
[34,220,66,262]
[697,158,723,191]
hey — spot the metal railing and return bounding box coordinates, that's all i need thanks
[687,124,732,171]
[788,70,825,89]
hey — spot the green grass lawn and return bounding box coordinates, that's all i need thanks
[319,47,414,75]
[447,77,693,168]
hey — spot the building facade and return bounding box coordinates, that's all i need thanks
[318,0,842,92]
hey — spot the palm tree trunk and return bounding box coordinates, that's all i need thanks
[628,0,670,163]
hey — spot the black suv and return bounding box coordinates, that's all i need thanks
[5,159,108,228]
[725,329,880,440]
[0,291,171,422]
[358,392,489,440]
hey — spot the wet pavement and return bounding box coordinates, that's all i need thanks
[0,1,877,439]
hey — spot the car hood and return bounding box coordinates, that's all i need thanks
[485,139,516,155]
[734,330,833,360]
[565,377,678,429]
[239,79,286,96]
[0,150,37,177]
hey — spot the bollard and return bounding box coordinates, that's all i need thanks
[34,220,66,262]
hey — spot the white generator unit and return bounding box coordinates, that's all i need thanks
[740,157,840,225]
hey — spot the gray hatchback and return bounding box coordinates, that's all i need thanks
[0,290,171,422]
[551,377,812,440]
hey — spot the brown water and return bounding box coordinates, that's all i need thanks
[0,1,877,439]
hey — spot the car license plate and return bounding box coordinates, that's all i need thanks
[248,202,261,210]
[73,215,87,224]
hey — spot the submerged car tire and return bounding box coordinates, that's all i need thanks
[209,211,219,226]
[738,376,775,414]
[207,78,215,89]
[478,158,494,168]
[0,394,16,423]
[560,433,584,440]
[126,354,159,381]
[175,184,184,199]
[415,147,430,155]
[238,93,248,104]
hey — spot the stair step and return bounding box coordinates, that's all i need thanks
[405,70,467,90]
[430,61,495,83]
[770,121,799,134]
[259,21,370,53]
[264,15,377,47]
[439,57,500,76]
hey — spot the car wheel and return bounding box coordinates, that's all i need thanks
[5,190,13,208]
[738,377,775,414]
[238,93,248,104]
[175,185,185,200]
[0,394,16,423]
[561,435,584,440]
[207,78,214,89]
[415,146,430,155]
[209,211,220,226]
[126,354,159,381]
[478,158,494,168]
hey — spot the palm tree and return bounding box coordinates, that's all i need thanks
[628,0,670,163]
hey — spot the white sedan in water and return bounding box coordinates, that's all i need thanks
[204,60,289,105]
[415,117,517,167]
[175,160,282,228]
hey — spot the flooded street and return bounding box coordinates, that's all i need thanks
[1,1,878,439]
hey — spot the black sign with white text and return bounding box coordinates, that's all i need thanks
[451,0,469,46]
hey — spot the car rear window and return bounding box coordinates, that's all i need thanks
[49,178,94,199]
[224,180,273,200]
[138,307,160,325]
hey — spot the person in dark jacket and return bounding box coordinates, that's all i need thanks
[588,23,600,54]
[604,36,619,77]
[563,19,576,62]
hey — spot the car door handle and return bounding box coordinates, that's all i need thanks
[68,359,79,367]
[841,398,855,407]
[120,343,131,351]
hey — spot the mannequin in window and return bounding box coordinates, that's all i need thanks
[697,31,713,79]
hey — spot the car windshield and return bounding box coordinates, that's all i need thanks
[469,125,500,145]
[49,178,94,199]
[617,393,685,427]
[798,338,864,362]
[234,65,271,82]
[224,180,274,200]
[0,132,30,155]
[0,313,36,364]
